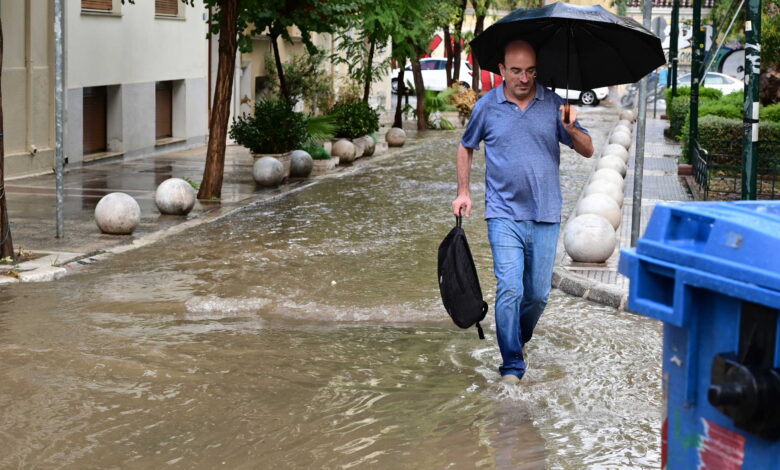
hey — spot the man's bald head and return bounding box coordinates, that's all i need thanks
[501,40,536,66]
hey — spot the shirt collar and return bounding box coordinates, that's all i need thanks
[496,82,545,104]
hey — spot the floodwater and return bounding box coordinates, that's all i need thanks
[0,127,662,469]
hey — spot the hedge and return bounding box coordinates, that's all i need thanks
[681,115,780,163]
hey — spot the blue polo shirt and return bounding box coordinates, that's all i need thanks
[461,83,588,223]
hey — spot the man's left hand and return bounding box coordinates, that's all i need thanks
[559,104,579,133]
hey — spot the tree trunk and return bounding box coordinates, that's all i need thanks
[444,26,453,87]
[198,0,240,201]
[411,58,428,131]
[452,0,467,87]
[271,33,290,102]
[472,9,486,92]
[363,37,376,104]
[393,58,405,128]
[0,21,14,261]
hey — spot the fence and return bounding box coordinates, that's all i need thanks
[692,139,780,200]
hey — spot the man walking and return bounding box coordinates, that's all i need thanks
[452,40,593,385]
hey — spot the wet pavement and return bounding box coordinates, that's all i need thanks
[0,104,664,468]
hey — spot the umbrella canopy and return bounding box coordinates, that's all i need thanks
[470,2,666,91]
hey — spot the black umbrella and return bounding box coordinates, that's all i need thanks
[470,2,666,93]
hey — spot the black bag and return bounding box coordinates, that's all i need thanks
[437,213,488,339]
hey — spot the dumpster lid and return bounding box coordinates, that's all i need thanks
[637,201,780,292]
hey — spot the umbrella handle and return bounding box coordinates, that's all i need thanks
[563,102,571,124]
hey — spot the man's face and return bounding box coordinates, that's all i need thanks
[498,44,537,102]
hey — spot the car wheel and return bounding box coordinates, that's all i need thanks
[580,90,599,106]
[391,79,399,94]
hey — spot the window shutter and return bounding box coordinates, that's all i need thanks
[82,0,113,11]
[83,87,107,155]
[156,82,173,139]
[155,0,179,15]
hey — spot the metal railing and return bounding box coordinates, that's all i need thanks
[693,139,780,200]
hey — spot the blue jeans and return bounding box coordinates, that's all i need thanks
[487,219,560,378]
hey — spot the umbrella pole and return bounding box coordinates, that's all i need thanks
[564,23,571,123]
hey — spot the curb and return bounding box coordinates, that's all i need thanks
[1,136,427,284]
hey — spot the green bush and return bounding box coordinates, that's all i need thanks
[668,96,691,140]
[302,143,331,160]
[681,115,780,163]
[762,103,780,123]
[720,91,744,107]
[699,102,742,120]
[328,100,380,139]
[668,86,723,101]
[229,99,307,154]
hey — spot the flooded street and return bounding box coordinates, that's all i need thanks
[0,109,662,469]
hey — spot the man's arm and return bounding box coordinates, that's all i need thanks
[451,143,474,216]
[559,105,594,158]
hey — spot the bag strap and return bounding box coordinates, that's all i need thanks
[456,207,463,228]
[475,301,488,340]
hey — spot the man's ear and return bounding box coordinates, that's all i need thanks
[498,63,506,77]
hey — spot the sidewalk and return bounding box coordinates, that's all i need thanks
[552,112,692,310]
[1,131,406,283]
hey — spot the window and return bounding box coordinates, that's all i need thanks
[83,87,108,155]
[82,0,112,11]
[705,74,725,85]
[421,61,437,71]
[156,81,173,140]
[156,0,179,16]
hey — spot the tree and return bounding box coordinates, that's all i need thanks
[0,20,14,261]
[469,0,493,92]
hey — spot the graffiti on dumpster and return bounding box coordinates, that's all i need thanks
[698,418,745,470]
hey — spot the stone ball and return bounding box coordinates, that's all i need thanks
[576,193,622,229]
[359,135,376,156]
[155,177,197,215]
[289,150,314,178]
[617,119,631,128]
[592,168,626,190]
[604,143,629,164]
[253,156,285,187]
[386,127,406,147]
[597,154,628,178]
[564,214,617,263]
[584,179,624,207]
[610,130,632,150]
[352,137,366,158]
[332,138,357,164]
[620,109,637,122]
[95,192,141,235]
[615,124,632,136]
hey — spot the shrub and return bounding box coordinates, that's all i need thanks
[328,100,380,139]
[229,99,308,154]
[668,86,723,101]
[450,84,478,120]
[721,91,744,107]
[264,51,334,113]
[762,103,780,123]
[699,102,742,119]
[668,96,690,139]
[681,115,780,162]
[302,143,331,160]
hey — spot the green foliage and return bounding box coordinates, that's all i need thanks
[721,91,745,107]
[183,177,200,190]
[681,115,780,162]
[669,86,723,101]
[263,51,335,112]
[424,88,457,129]
[302,143,332,160]
[305,114,337,144]
[229,99,308,154]
[699,102,743,120]
[328,100,380,139]
[706,0,780,68]
[668,96,691,139]
[762,103,780,122]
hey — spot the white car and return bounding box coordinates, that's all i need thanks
[391,58,473,93]
[677,72,744,95]
[551,87,609,106]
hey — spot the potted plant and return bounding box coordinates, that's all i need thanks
[229,99,308,178]
[328,100,380,159]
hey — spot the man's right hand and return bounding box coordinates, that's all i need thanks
[451,195,472,217]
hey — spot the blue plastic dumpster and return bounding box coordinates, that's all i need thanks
[619,201,780,469]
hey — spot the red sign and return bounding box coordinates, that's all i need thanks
[698,419,745,470]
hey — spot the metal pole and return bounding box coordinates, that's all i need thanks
[743,0,761,200]
[55,0,64,237]
[669,0,680,96]
[630,0,653,247]
[705,0,746,75]
[687,0,704,178]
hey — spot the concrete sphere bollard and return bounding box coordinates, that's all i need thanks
[352,137,366,158]
[386,127,406,147]
[253,156,285,187]
[155,177,197,215]
[610,130,632,150]
[289,150,314,178]
[597,154,628,177]
[577,193,622,229]
[615,124,632,136]
[620,109,637,122]
[332,138,357,164]
[604,143,629,163]
[592,168,626,190]
[95,192,141,235]
[618,119,631,128]
[564,214,617,263]
[359,135,376,157]
[584,179,624,207]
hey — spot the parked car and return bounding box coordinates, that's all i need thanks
[391,58,473,93]
[677,72,744,95]
[551,87,609,106]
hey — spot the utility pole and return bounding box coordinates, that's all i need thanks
[630,0,653,247]
[742,0,761,200]
[669,0,680,96]
[0,15,14,260]
[55,0,65,237]
[687,0,704,172]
